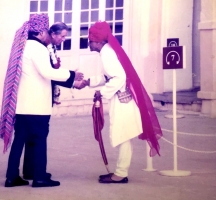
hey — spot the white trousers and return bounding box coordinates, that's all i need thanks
[114,140,133,177]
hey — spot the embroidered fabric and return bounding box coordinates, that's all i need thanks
[116,87,133,103]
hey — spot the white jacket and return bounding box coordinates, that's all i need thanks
[16,40,71,115]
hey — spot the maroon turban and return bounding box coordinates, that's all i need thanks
[88,21,112,42]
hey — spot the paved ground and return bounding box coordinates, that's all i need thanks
[0,110,216,200]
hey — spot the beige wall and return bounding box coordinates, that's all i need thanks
[127,0,193,94]
[161,0,193,92]
[192,0,201,88]
[128,0,164,96]
[0,0,28,106]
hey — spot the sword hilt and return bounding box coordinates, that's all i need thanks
[95,100,100,108]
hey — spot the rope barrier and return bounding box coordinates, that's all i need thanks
[161,128,216,137]
[161,135,216,154]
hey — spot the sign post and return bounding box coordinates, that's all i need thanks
[159,45,191,177]
[163,45,185,119]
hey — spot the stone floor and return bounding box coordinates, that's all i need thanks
[0,110,216,200]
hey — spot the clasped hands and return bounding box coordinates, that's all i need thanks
[73,72,90,90]
[53,57,61,69]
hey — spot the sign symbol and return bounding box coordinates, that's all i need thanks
[171,55,175,61]
[168,41,178,47]
[166,51,180,65]
[167,38,179,47]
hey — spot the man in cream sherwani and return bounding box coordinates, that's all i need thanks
[84,21,162,184]
[1,14,83,188]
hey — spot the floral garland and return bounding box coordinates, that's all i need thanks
[47,44,60,68]
[47,44,61,104]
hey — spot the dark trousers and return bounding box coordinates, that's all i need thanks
[6,114,50,180]
[23,139,36,177]
[23,133,46,177]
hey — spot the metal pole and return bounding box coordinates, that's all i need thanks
[159,69,191,177]
[173,69,177,172]
[143,142,156,172]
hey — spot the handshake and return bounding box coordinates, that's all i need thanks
[73,72,90,90]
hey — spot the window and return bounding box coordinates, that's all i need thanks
[29,0,124,50]
[54,0,73,50]
[80,0,99,49]
[30,0,48,14]
[79,0,124,49]
[105,0,124,45]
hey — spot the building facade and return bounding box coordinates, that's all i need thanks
[0,0,215,117]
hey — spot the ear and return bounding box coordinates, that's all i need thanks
[51,32,55,38]
[39,31,44,36]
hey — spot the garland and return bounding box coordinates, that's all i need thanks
[47,44,61,104]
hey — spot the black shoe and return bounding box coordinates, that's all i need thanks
[5,176,29,187]
[99,173,113,180]
[32,179,60,187]
[23,172,52,180]
[99,176,128,184]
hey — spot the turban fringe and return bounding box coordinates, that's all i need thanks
[0,14,49,153]
[89,21,163,156]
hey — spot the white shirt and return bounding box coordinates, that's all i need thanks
[16,40,71,115]
[89,44,142,147]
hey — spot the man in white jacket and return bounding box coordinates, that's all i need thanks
[0,14,82,187]
[22,22,80,181]
[85,21,162,184]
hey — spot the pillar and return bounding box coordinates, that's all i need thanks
[197,0,216,118]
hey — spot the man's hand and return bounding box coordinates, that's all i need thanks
[93,90,102,102]
[53,57,61,69]
[75,72,84,81]
[73,79,89,90]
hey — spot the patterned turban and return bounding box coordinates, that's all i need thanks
[29,13,49,32]
[88,21,112,42]
[0,13,49,153]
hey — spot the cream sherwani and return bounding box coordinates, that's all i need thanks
[89,44,143,148]
[6,38,75,181]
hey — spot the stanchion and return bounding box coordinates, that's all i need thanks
[159,69,191,177]
[143,142,156,172]
[164,114,185,119]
